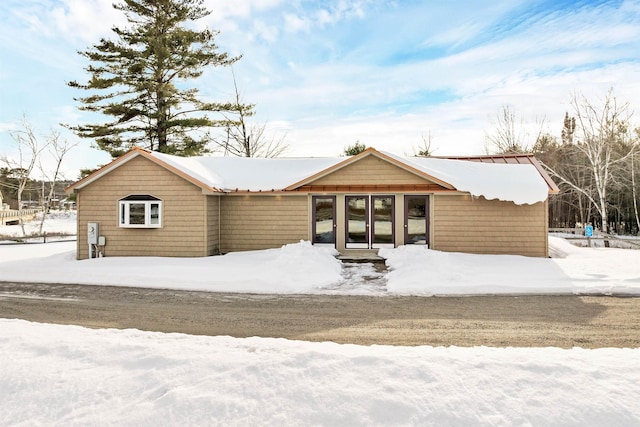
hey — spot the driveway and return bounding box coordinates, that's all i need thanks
[1,282,639,348]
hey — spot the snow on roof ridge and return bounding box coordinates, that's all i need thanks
[149,151,344,192]
[149,151,226,190]
[147,149,548,204]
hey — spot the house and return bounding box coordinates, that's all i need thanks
[65,147,558,260]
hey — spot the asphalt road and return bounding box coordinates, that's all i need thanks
[1,281,639,348]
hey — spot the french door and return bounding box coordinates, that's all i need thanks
[345,195,394,249]
[312,196,336,245]
[404,195,429,246]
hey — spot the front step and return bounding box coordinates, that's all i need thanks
[337,250,385,263]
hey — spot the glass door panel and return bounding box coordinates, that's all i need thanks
[372,196,394,247]
[405,196,429,245]
[346,196,369,248]
[312,196,336,245]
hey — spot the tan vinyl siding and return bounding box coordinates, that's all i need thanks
[75,155,207,259]
[220,195,308,252]
[311,155,431,186]
[432,194,548,257]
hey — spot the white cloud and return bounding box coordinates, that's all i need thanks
[48,0,124,43]
[0,122,19,134]
[250,19,280,43]
[283,13,310,33]
[205,0,284,20]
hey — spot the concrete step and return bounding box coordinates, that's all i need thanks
[337,250,385,263]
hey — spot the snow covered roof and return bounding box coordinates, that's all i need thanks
[392,155,551,205]
[67,147,555,205]
[150,151,344,192]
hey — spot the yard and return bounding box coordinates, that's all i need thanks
[1,212,639,425]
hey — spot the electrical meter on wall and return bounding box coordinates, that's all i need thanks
[88,222,99,245]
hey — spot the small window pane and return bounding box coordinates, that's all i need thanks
[120,203,126,225]
[129,203,146,225]
[150,203,160,225]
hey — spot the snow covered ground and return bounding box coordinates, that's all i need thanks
[1,212,640,425]
[0,210,76,239]
[2,319,639,426]
[1,211,639,296]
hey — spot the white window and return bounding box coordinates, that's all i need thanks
[119,195,162,228]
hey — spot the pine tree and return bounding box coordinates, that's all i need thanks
[343,141,367,156]
[67,0,242,157]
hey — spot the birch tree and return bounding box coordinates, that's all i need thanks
[544,90,637,234]
[1,118,49,236]
[37,132,79,235]
[632,149,640,232]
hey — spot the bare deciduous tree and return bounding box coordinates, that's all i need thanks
[212,70,288,158]
[632,148,640,232]
[37,131,79,235]
[543,89,637,234]
[485,105,545,154]
[414,131,435,157]
[1,117,49,236]
[1,117,78,237]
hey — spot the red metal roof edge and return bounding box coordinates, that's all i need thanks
[434,153,560,193]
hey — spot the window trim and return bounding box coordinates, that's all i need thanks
[118,195,163,228]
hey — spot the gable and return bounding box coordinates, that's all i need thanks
[297,154,452,191]
[66,148,218,194]
[80,155,204,196]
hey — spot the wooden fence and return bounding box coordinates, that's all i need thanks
[550,228,640,249]
[0,232,77,244]
[0,209,41,226]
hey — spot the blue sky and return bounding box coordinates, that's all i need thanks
[1,0,640,179]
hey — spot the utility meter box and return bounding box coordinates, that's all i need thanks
[88,222,99,245]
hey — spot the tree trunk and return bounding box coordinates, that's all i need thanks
[632,152,640,234]
[157,92,167,152]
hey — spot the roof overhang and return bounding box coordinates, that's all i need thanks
[440,153,560,194]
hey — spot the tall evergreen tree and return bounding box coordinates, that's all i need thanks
[343,141,367,156]
[67,0,242,157]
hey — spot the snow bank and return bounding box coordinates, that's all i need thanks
[2,237,640,295]
[1,319,638,426]
[380,245,566,295]
[379,237,640,295]
[0,241,342,293]
[2,211,640,296]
